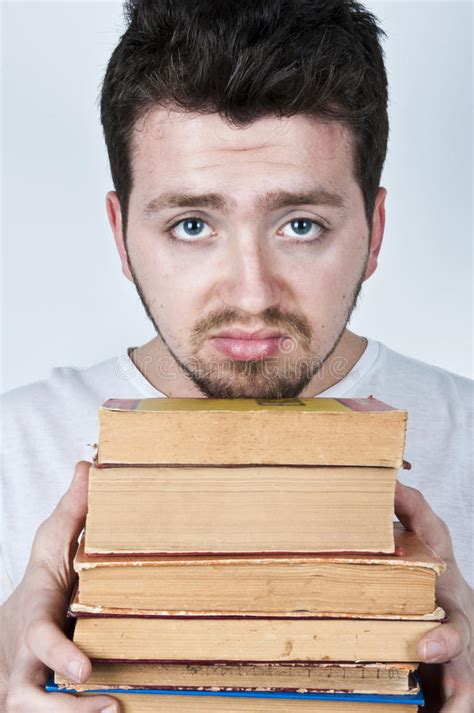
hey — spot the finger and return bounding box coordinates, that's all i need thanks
[6,682,119,712]
[26,461,91,594]
[417,612,470,663]
[19,564,89,684]
[395,481,454,561]
[52,461,91,531]
[25,614,92,683]
[18,463,93,681]
[8,649,119,712]
[31,461,91,563]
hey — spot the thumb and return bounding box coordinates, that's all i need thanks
[394,480,454,562]
[417,610,469,663]
[53,460,91,529]
[30,461,91,563]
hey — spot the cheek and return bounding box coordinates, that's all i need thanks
[292,237,363,302]
[287,236,365,341]
[293,267,345,339]
[127,227,216,320]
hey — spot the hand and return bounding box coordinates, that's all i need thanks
[395,481,474,712]
[0,461,119,712]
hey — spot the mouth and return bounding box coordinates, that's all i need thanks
[209,329,290,361]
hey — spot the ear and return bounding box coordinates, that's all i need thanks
[364,187,386,281]
[106,191,134,283]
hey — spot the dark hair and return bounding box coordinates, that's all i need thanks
[100,0,388,231]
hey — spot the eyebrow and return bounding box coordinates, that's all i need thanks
[142,189,346,218]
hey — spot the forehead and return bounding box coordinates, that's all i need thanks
[130,108,355,197]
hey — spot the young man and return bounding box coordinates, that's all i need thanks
[1,0,472,711]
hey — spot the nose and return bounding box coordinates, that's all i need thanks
[217,234,283,315]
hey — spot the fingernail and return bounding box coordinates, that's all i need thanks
[68,658,85,682]
[423,639,444,661]
[100,706,117,713]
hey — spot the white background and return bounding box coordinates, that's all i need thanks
[1,0,472,393]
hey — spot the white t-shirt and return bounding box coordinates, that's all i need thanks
[1,339,472,604]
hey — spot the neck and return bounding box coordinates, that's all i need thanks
[299,330,367,396]
[129,329,367,398]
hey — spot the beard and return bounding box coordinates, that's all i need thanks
[127,250,368,399]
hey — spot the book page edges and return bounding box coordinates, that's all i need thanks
[68,590,445,621]
[74,526,445,574]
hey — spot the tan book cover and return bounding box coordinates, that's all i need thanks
[75,525,445,618]
[97,397,407,468]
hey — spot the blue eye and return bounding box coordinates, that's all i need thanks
[279,218,327,242]
[168,217,214,241]
[182,219,204,236]
[289,219,313,235]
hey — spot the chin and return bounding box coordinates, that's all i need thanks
[189,367,315,400]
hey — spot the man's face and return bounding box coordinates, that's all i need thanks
[109,109,383,398]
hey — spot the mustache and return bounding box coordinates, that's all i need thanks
[189,306,313,350]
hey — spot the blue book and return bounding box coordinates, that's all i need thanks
[46,677,424,708]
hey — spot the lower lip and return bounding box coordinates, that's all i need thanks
[211,336,284,360]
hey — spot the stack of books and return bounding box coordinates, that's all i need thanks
[51,397,445,711]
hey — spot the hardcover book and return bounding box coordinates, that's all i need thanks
[85,463,399,555]
[69,613,442,663]
[97,396,407,468]
[46,679,424,711]
[75,524,445,618]
[55,661,420,696]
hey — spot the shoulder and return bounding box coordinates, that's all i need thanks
[0,356,127,597]
[1,355,126,436]
[371,342,473,413]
